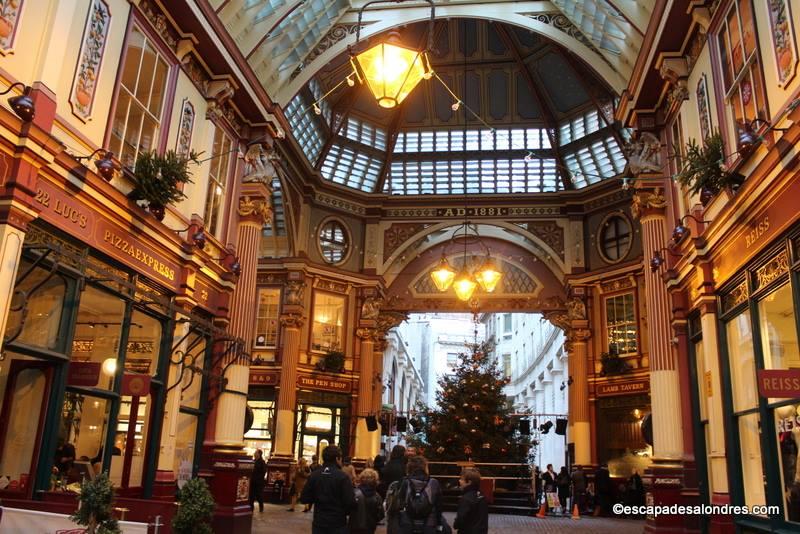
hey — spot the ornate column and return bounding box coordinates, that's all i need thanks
[355,326,378,461]
[567,326,592,466]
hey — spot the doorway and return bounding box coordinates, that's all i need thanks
[295,403,346,462]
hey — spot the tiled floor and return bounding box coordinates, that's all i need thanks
[250,504,645,533]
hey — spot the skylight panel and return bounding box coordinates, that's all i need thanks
[320,142,384,192]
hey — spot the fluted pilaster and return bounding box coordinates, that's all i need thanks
[273,313,304,456]
[355,327,378,459]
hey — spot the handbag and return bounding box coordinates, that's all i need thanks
[437,512,452,534]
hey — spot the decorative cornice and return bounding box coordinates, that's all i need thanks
[315,192,367,215]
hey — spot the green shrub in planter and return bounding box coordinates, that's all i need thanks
[674,132,742,205]
[69,472,121,534]
[129,150,199,219]
[316,350,345,372]
[173,477,216,534]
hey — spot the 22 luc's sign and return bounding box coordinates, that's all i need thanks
[757,369,800,398]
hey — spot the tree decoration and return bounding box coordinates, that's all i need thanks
[172,477,216,534]
[69,472,121,534]
[129,150,200,220]
[406,340,531,463]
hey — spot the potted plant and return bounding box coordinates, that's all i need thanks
[316,350,345,372]
[599,351,632,376]
[69,472,121,534]
[129,149,199,220]
[674,132,743,206]
[172,477,215,534]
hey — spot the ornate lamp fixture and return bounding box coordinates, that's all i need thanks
[349,0,434,109]
[2,83,35,122]
[649,247,681,273]
[429,222,502,302]
[671,213,711,246]
[75,148,120,181]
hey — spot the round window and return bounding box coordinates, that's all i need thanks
[598,214,632,263]
[318,220,350,264]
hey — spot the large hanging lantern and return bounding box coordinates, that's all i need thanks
[475,257,502,292]
[452,269,478,302]
[352,40,431,109]
[430,256,456,291]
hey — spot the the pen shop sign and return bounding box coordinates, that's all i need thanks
[298,374,352,393]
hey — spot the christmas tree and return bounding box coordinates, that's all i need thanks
[407,340,531,463]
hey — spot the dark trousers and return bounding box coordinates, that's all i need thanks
[249,482,264,511]
[312,526,349,534]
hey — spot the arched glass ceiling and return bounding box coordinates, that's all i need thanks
[282,19,628,195]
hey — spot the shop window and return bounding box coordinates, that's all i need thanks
[318,220,350,264]
[110,395,151,488]
[758,283,800,374]
[174,411,198,488]
[605,293,637,355]
[726,310,757,412]
[0,355,47,494]
[598,214,632,263]
[203,126,233,238]
[109,25,171,169]
[244,400,275,458]
[738,412,767,512]
[126,310,162,376]
[57,392,111,482]
[179,332,207,410]
[716,0,767,146]
[254,288,281,349]
[311,292,345,352]
[5,261,67,351]
[71,285,127,391]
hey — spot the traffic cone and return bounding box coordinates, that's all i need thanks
[571,503,581,520]
[536,502,547,518]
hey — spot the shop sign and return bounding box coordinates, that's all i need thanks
[122,373,151,396]
[757,369,800,398]
[250,369,279,385]
[596,379,649,397]
[35,178,181,291]
[298,374,352,393]
[67,361,101,387]
[194,279,216,311]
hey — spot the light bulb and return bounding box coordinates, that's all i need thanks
[102,357,117,376]
[313,103,322,115]
[430,257,456,292]
[453,270,478,302]
[524,152,532,162]
[451,101,461,111]
[475,258,502,293]
[346,76,355,87]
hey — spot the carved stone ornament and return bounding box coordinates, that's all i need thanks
[631,188,667,220]
[238,195,273,225]
[569,328,591,343]
[284,280,305,306]
[376,311,409,336]
[280,313,305,329]
[542,311,570,332]
[566,297,587,321]
[356,327,378,341]
[242,143,279,185]
[623,131,662,176]
[360,296,384,320]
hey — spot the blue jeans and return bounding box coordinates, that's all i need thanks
[312,526,349,534]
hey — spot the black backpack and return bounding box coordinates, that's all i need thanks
[402,477,434,525]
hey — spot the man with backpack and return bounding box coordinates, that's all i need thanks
[391,455,446,534]
[300,445,355,534]
[453,468,488,534]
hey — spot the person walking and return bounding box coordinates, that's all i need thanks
[541,464,556,513]
[350,468,384,534]
[571,465,587,514]
[396,455,444,534]
[381,445,408,488]
[249,449,267,512]
[594,464,612,517]
[288,457,311,511]
[531,465,541,507]
[300,445,356,534]
[453,468,488,534]
[556,466,571,515]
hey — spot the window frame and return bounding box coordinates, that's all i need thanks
[316,217,351,266]
[603,291,639,356]
[309,290,347,354]
[104,16,179,169]
[597,212,633,264]
[254,286,282,350]
[202,123,237,239]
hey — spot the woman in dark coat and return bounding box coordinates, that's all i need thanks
[249,449,267,512]
[555,466,571,514]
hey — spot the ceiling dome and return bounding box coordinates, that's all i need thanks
[285,18,628,195]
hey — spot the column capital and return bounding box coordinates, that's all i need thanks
[356,327,379,341]
[631,187,667,220]
[569,328,592,343]
[280,313,305,329]
[237,194,272,225]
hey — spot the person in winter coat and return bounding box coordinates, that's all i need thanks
[288,457,311,511]
[555,466,571,514]
[571,465,587,514]
[453,468,488,534]
[381,445,408,489]
[396,455,444,534]
[300,445,356,534]
[249,449,267,512]
[593,464,612,517]
[350,468,385,534]
[541,464,556,512]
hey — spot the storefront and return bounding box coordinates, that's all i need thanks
[713,225,800,531]
[294,379,352,462]
[245,369,278,458]
[595,382,651,478]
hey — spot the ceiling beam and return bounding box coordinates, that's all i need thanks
[494,23,572,191]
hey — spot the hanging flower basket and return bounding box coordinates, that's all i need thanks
[129,150,199,219]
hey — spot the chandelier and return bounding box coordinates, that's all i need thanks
[430,223,502,302]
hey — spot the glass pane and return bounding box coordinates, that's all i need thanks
[0,360,46,493]
[126,310,162,376]
[739,0,756,58]
[57,392,111,483]
[738,413,766,512]
[727,310,757,412]
[728,6,743,75]
[305,407,332,432]
[694,340,707,421]
[775,404,800,522]
[109,91,131,159]
[6,262,66,350]
[122,101,144,167]
[255,288,281,348]
[244,400,275,459]
[139,115,158,155]
[71,285,126,391]
[135,41,156,106]
[759,284,800,371]
[311,293,345,352]
[110,395,150,487]
[120,28,144,92]
[149,57,168,117]
[180,333,206,410]
[174,412,198,488]
[606,293,637,355]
